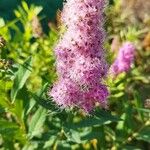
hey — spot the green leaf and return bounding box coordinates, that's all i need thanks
[0,120,18,136]
[116,113,126,131]
[30,83,57,111]
[133,107,150,113]
[28,83,55,111]
[134,91,144,120]
[81,131,103,141]
[25,98,36,115]
[136,127,150,143]
[0,80,14,109]
[0,18,19,30]
[11,57,32,103]
[122,145,141,150]
[28,107,47,138]
[44,135,57,148]
[0,106,5,114]
[111,92,124,98]
[65,110,121,129]
[21,1,29,12]
[65,129,81,144]
[0,119,27,144]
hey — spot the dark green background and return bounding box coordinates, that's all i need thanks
[0,0,63,20]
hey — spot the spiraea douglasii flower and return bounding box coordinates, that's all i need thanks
[110,42,135,76]
[49,0,109,112]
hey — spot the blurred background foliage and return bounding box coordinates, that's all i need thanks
[0,0,150,150]
[0,0,63,20]
[0,0,63,33]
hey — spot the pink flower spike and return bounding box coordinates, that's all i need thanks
[49,0,109,112]
[110,42,136,76]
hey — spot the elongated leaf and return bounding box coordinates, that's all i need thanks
[21,1,29,12]
[28,83,56,111]
[11,57,32,103]
[133,107,150,113]
[28,107,46,138]
[0,120,18,135]
[44,136,57,148]
[65,110,121,129]
[136,127,150,143]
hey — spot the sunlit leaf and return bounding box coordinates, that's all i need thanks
[136,127,150,143]
[28,107,47,138]
[11,57,32,103]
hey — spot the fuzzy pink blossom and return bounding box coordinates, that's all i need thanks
[110,42,135,75]
[49,0,109,112]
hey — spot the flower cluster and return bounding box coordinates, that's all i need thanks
[49,0,109,112]
[110,42,135,76]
